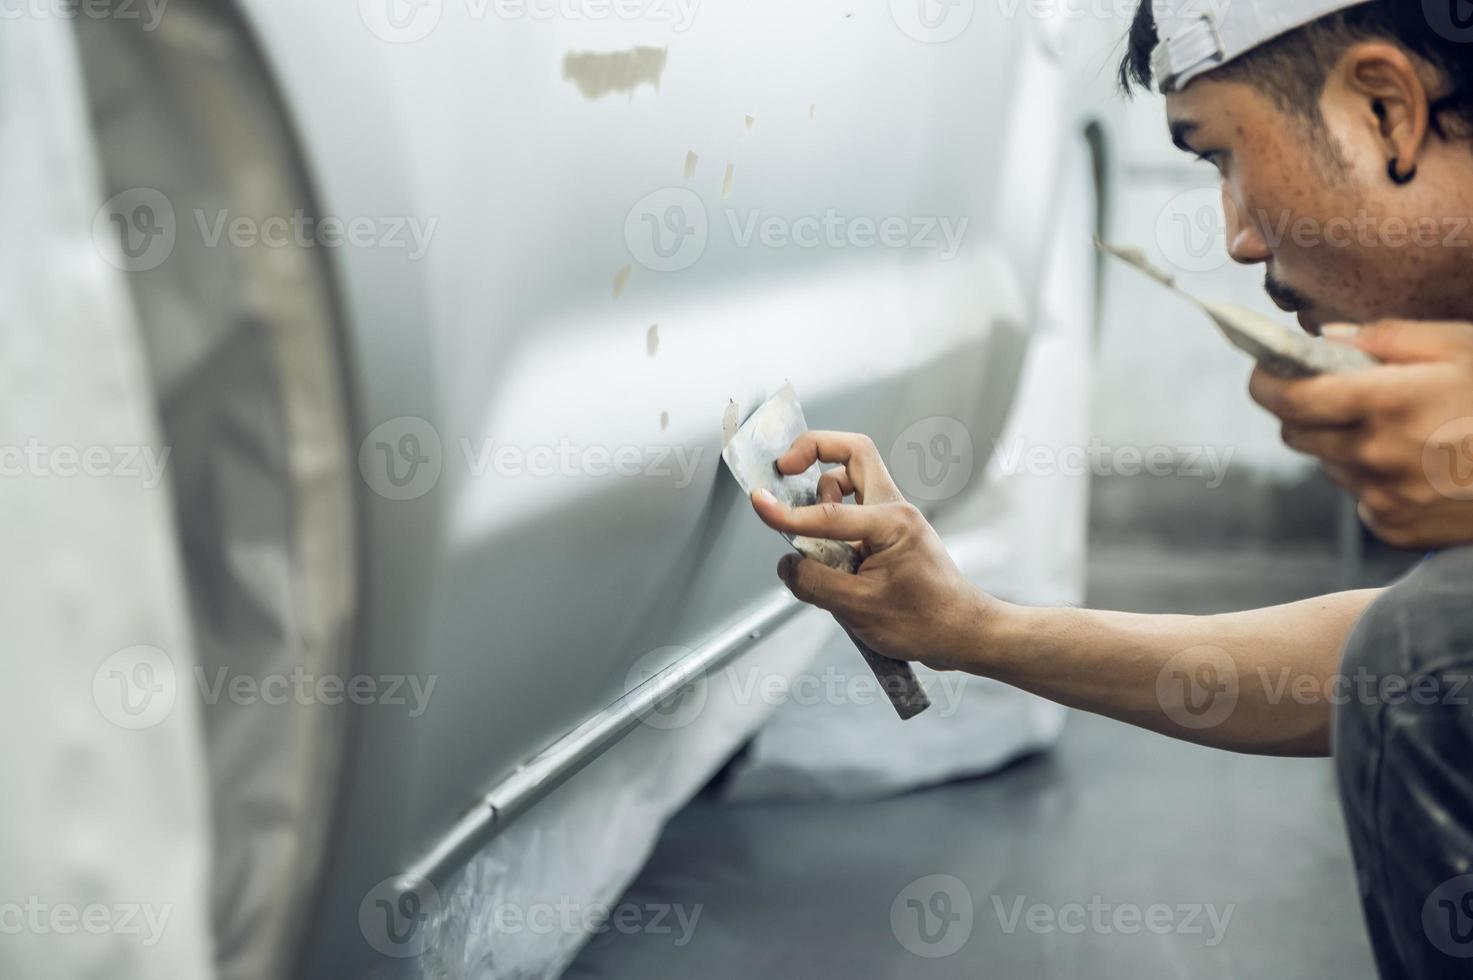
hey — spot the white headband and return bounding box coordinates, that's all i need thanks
[1151,0,1375,91]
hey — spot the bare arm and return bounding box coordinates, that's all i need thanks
[748,430,1380,758]
[978,592,1380,756]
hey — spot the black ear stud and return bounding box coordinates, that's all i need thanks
[1388,157,1417,185]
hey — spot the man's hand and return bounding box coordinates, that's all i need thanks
[1249,320,1473,550]
[748,430,989,671]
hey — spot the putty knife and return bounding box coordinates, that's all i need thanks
[1095,238,1379,377]
[722,384,932,720]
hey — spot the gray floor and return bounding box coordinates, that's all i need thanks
[569,543,1413,979]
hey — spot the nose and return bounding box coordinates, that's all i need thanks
[1222,185,1271,265]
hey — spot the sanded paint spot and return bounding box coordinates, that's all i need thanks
[722,400,740,447]
[613,265,632,299]
[744,115,755,130]
[684,150,699,180]
[562,46,668,101]
[721,163,734,200]
[660,411,670,431]
[646,324,659,356]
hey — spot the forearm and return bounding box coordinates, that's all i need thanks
[965,589,1384,756]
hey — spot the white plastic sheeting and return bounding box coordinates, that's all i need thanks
[410,612,841,980]
[0,19,214,980]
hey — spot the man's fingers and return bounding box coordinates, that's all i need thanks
[1249,366,1370,426]
[1281,422,1401,473]
[752,490,902,545]
[1339,319,1473,365]
[817,466,854,503]
[776,554,866,615]
[776,431,903,502]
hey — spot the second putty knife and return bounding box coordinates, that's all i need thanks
[722,384,931,720]
[1095,238,1379,377]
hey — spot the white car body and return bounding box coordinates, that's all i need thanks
[21,2,1127,977]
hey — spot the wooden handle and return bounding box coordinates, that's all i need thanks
[793,536,932,720]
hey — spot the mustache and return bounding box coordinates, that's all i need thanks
[1264,271,1312,312]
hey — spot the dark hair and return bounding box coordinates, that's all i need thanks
[1119,0,1473,137]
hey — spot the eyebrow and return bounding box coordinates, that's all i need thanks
[1169,120,1200,154]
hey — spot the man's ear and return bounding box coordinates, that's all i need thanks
[1328,42,1433,181]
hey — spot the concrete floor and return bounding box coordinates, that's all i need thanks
[569,543,1412,979]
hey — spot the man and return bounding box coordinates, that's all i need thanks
[749,2,1473,976]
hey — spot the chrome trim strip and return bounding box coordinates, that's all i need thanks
[403,590,805,890]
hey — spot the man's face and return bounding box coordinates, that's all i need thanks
[1165,72,1473,333]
